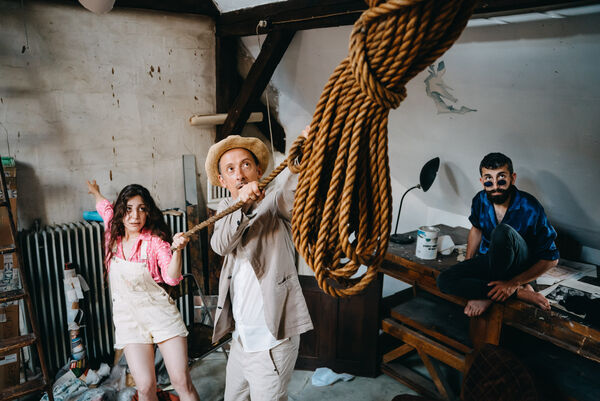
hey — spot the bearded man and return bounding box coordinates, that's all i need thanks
[437,153,559,316]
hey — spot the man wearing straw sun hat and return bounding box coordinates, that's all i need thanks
[205,130,313,401]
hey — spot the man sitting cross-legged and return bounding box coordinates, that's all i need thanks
[437,153,559,317]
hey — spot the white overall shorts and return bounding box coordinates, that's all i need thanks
[109,241,188,349]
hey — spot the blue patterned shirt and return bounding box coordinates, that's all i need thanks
[468,187,559,261]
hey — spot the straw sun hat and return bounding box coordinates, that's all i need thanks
[205,135,270,187]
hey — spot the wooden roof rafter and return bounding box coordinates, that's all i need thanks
[216,0,600,37]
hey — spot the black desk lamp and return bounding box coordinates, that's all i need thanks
[389,157,440,244]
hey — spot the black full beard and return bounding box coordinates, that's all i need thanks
[486,185,514,205]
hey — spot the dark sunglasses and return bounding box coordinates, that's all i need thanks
[483,179,507,187]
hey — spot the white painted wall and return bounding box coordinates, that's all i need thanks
[0,1,216,227]
[241,9,600,267]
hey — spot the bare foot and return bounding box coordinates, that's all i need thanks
[516,284,550,310]
[464,299,493,317]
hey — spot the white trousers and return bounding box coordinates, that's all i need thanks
[224,335,300,401]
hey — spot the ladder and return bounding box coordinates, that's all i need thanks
[0,158,53,401]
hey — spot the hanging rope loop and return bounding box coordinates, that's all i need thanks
[175,0,476,299]
[292,0,476,297]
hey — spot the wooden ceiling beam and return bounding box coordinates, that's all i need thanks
[115,0,219,17]
[217,0,598,37]
[217,0,364,37]
[217,30,295,152]
[42,0,220,17]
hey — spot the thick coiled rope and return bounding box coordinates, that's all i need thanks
[292,0,476,297]
[180,0,475,298]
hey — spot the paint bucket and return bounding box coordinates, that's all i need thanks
[415,226,440,260]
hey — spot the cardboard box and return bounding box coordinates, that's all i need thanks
[0,304,21,389]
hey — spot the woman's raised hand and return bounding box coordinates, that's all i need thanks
[87,180,100,196]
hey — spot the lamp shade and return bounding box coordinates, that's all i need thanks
[419,157,440,192]
[79,0,115,14]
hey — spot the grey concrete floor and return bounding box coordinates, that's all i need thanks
[188,352,417,401]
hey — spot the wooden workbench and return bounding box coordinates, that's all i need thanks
[382,224,600,363]
[380,224,600,399]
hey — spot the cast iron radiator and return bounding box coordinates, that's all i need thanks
[18,213,191,376]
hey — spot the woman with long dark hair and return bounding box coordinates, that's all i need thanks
[87,181,199,401]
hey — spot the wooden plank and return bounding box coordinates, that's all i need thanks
[416,348,452,401]
[390,296,473,354]
[385,225,469,274]
[382,319,466,372]
[218,30,295,143]
[379,260,467,306]
[383,343,414,363]
[0,377,49,401]
[205,207,223,295]
[214,36,285,150]
[0,289,25,304]
[381,361,442,401]
[502,301,600,363]
[474,0,597,18]
[217,0,594,37]
[0,333,36,355]
[217,0,365,37]
[183,154,207,294]
[468,303,503,348]
[186,204,207,292]
[0,245,16,255]
[115,0,219,17]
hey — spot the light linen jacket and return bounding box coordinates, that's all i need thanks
[210,169,314,343]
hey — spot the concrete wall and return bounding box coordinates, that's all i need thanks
[0,1,215,228]
[241,9,600,270]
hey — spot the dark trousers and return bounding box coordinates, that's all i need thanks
[437,224,530,300]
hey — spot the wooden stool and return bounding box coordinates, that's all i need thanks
[382,288,474,400]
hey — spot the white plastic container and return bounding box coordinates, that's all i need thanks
[415,226,440,260]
